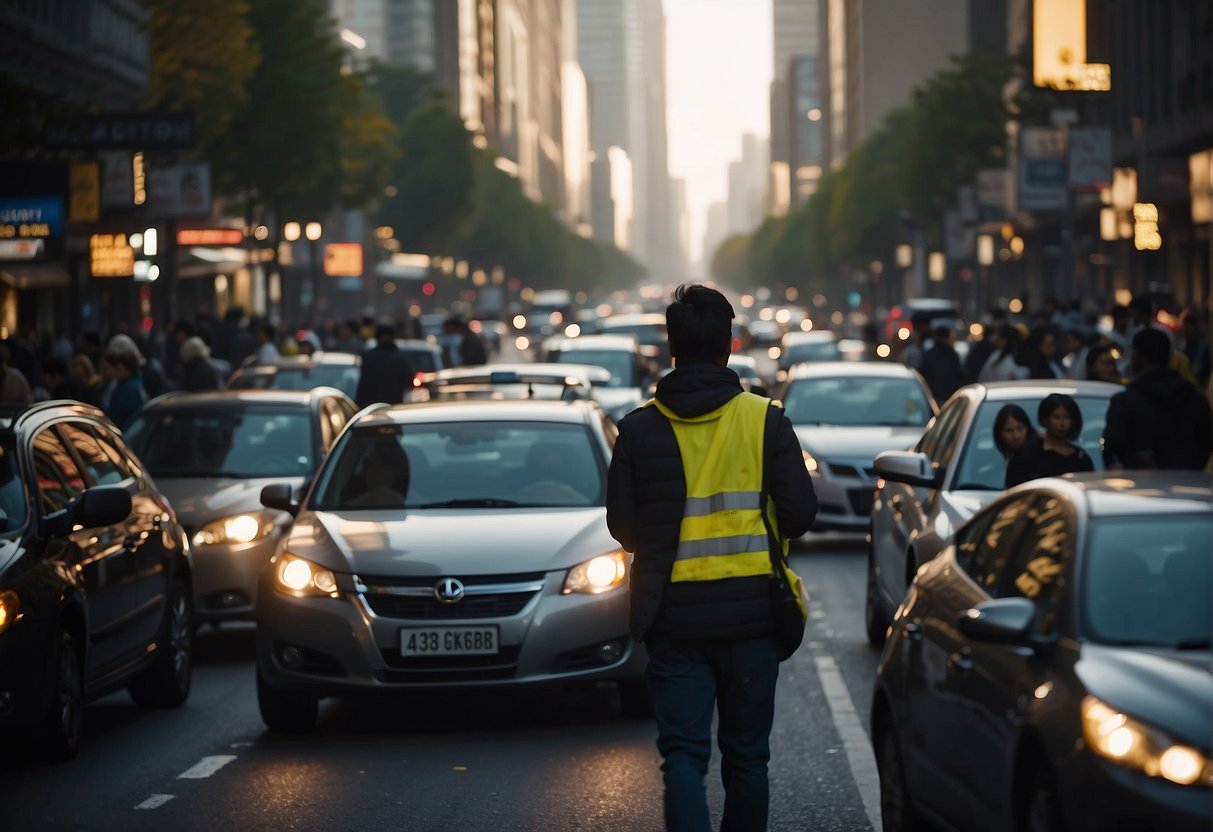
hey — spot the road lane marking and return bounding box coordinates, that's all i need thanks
[814,655,882,831]
[135,794,175,810]
[177,755,238,779]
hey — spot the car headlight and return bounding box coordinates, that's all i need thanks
[274,553,339,598]
[1081,695,1213,786]
[563,550,628,595]
[0,589,22,635]
[193,511,278,547]
[803,450,819,474]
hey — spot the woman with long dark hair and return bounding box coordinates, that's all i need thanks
[1005,393,1094,488]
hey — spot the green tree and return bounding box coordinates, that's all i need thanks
[339,73,398,211]
[710,233,752,289]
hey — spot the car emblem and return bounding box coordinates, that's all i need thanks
[434,577,466,604]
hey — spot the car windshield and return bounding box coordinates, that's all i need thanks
[1081,515,1212,649]
[784,341,841,364]
[0,437,27,531]
[950,394,1110,491]
[782,377,932,427]
[599,322,665,347]
[125,407,314,479]
[400,347,439,372]
[553,350,636,387]
[312,421,604,510]
[269,365,358,397]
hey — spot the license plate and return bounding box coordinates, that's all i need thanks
[400,626,499,656]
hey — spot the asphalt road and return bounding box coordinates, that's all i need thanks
[0,533,882,832]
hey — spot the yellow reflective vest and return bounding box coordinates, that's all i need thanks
[652,391,791,585]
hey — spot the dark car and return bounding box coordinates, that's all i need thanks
[0,401,194,759]
[871,472,1212,832]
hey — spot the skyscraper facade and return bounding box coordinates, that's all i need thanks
[771,0,822,209]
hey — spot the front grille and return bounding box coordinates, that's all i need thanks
[377,645,522,682]
[847,488,875,516]
[364,592,536,620]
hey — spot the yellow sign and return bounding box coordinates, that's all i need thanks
[0,223,51,239]
[90,233,135,277]
[1133,203,1161,251]
[69,161,101,223]
[1033,0,1111,91]
[324,243,363,277]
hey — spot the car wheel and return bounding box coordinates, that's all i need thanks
[129,576,194,708]
[257,667,319,733]
[875,716,925,832]
[1022,765,1063,832]
[865,549,890,649]
[617,679,652,719]
[40,630,84,760]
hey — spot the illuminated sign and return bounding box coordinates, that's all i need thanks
[69,161,100,223]
[177,228,244,246]
[1033,0,1111,91]
[0,197,64,239]
[90,233,136,277]
[324,243,363,277]
[0,239,45,261]
[1133,203,1161,251]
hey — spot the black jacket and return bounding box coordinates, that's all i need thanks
[920,343,967,404]
[606,362,817,642]
[1004,434,1093,488]
[355,342,414,408]
[1102,367,1213,469]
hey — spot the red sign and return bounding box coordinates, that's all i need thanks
[324,243,363,276]
[177,228,244,246]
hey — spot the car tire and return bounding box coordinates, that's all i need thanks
[865,550,890,649]
[129,576,194,708]
[617,679,652,719]
[1022,765,1063,832]
[875,716,925,832]
[257,668,319,733]
[40,630,84,760]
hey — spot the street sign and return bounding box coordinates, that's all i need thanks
[147,163,212,218]
[90,234,135,277]
[324,243,363,276]
[0,239,45,261]
[45,112,197,150]
[69,162,101,223]
[0,197,64,239]
[1068,127,1113,190]
[1017,128,1067,211]
[177,228,244,246]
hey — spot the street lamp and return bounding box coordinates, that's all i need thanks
[977,234,995,314]
[303,222,322,323]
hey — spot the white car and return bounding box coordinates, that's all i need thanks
[777,362,937,532]
[541,334,654,421]
[865,379,1122,647]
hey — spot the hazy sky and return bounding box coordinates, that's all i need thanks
[665,0,772,268]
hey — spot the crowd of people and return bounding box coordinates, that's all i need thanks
[0,307,491,428]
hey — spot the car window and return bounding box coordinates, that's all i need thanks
[553,349,636,387]
[59,422,130,486]
[0,437,28,530]
[273,365,360,398]
[951,394,1110,491]
[31,427,86,516]
[319,398,349,450]
[957,495,1035,594]
[995,494,1072,633]
[919,396,968,466]
[84,422,142,479]
[125,407,315,478]
[782,376,932,427]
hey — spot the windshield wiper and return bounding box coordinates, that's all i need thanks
[418,498,536,508]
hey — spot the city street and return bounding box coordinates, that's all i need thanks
[0,536,881,832]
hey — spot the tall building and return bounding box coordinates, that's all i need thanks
[700,201,730,277]
[728,134,768,235]
[770,0,821,210]
[577,0,676,275]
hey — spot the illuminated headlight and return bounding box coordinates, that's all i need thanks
[193,511,278,546]
[803,450,819,474]
[1081,695,1212,786]
[0,589,22,635]
[563,550,628,595]
[274,553,339,598]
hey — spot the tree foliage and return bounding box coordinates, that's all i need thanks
[709,233,752,289]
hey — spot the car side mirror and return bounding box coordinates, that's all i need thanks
[261,483,300,516]
[958,597,1037,644]
[874,451,943,488]
[51,486,133,535]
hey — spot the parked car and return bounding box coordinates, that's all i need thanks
[866,380,1121,647]
[228,352,361,399]
[254,399,648,732]
[124,389,357,623]
[777,361,937,532]
[0,401,194,759]
[872,471,1212,832]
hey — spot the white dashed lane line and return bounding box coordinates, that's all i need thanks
[134,794,175,810]
[177,755,239,779]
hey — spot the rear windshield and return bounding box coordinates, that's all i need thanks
[783,376,932,427]
[270,365,358,397]
[553,350,637,387]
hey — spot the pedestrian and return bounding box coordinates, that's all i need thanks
[962,308,1009,382]
[213,307,255,369]
[1084,344,1123,384]
[605,284,817,832]
[978,324,1027,382]
[919,324,967,404]
[1102,328,1213,471]
[897,312,932,371]
[355,324,415,408]
[1015,325,1063,379]
[180,337,223,391]
[102,351,146,430]
[41,357,94,403]
[252,322,281,365]
[1178,308,1210,388]
[1004,393,1094,488]
[0,343,32,404]
[992,404,1033,460]
[70,354,102,405]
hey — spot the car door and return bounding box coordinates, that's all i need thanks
[65,420,171,648]
[30,424,139,674]
[948,492,1074,828]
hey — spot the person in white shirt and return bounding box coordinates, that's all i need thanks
[979,324,1028,382]
[253,322,281,365]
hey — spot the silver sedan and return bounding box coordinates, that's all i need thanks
[254,399,647,732]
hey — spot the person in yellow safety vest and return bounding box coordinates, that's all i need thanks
[607,284,817,832]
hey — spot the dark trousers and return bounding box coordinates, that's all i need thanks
[646,635,779,832]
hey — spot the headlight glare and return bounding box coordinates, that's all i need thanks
[803,451,819,474]
[1081,695,1212,785]
[274,554,339,598]
[0,589,22,634]
[193,511,277,546]
[563,550,628,594]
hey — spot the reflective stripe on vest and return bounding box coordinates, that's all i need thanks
[653,392,785,583]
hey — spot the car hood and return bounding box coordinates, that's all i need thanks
[793,425,925,459]
[1077,643,1212,742]
[157,476,305,525]
[286,507,618,576]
